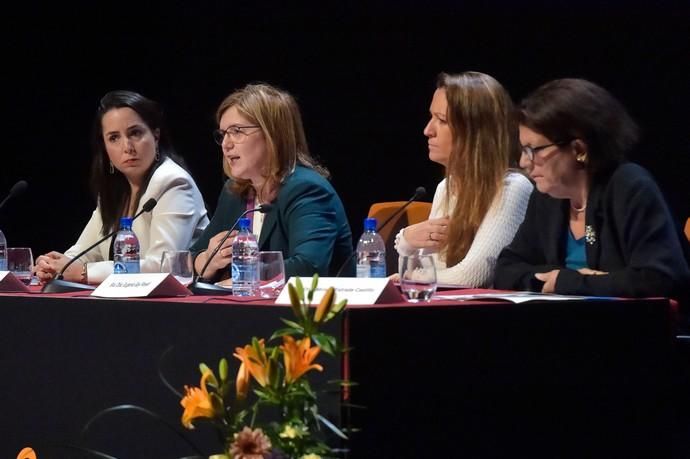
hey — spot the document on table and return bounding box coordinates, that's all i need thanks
[432,291,613,304]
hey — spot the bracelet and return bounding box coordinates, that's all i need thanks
[80,263,88,284]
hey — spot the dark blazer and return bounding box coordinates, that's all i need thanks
[494,163,690,299]
[190,166,355,279]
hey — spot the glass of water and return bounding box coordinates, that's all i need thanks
[160,250,194,286]
[399,254,437,302]
[258,251,285,298]
[7,247,34,285]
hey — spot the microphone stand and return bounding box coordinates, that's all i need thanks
[41,199,158,294]
[334,187,426,277]
[188,204,273,296]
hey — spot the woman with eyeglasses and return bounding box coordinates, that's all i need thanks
[394,72,533,287]
[495,78,690,298]
[190,83,354,280]
[34,90,209,284]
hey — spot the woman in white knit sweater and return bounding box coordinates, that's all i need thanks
[395,72,533,287]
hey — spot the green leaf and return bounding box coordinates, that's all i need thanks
[310,273,319,293]
[269,327,299,341]
[279,318,304,331]
[218,358,228,382]
[325,299,347,322]
[312,333,337,356]
[295,276,304,301]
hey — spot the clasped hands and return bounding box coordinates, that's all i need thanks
[194,230,238,277]
[535,267,608,293]
[34,251,84,283]
[402,217,450,249]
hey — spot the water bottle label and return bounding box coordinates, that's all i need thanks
[114,261,140,274]
[0,259,6,271]
[370,264,386,278]
[356,263,370,278]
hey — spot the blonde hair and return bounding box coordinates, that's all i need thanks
[437,72,519,265]
[216,83,329,198]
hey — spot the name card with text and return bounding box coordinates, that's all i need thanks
[0,271,31,293]
[275,277,404,305]
[91,273,191,298]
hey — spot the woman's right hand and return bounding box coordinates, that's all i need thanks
[402,217,450,250]
[195,231,237,278]
[34,251,83,283]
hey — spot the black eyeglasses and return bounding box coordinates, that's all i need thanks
[212,125,261,145]
[520,139,573,162]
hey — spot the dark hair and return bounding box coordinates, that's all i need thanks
[518,78,639,180]
[90,90,180,234]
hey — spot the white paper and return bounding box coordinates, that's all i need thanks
[91,273,191,298]
[275,276,404,305]
[433,291,595,304]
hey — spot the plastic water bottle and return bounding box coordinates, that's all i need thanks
[113,217,140,274]
[0,229,7,271]
[356,217,386,278]
[232,217,259,296]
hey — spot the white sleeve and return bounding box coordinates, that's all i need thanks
[435,173,533,287]
[138,174,208,274]
[394,179,447,256]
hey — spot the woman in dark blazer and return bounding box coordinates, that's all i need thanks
[494,78,690,299]
[190,83,354,280]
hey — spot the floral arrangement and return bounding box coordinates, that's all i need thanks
[180,275,349,459]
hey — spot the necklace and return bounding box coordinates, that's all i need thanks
[570,202,587,213]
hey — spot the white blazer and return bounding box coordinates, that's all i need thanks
[65,158,209,283]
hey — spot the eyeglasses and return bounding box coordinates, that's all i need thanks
[212,125,261,145]
[521,139,573,162]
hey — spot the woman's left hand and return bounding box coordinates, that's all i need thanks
[577,267,608,276]
[535,269,559,293]
[402,217,450,250]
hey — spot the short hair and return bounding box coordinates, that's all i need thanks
[518,78,639,179]
[216,83,328,198]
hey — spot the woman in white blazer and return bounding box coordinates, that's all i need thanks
[35,90,209,284]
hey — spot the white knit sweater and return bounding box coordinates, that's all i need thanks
[395,172,533,287]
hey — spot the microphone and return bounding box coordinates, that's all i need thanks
[335,186,427,277]
[189,203,274,296]
[41,198,158,293]
[0,180,28,211]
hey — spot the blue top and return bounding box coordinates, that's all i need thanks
[238,217,251,231]
[364,217,377,232]
[564,229,586,270]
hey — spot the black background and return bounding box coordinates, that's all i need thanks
[2,1,689,255]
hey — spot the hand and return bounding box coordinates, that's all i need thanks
[195,231,237,277]
[535,269,560,294]
[402,217,450,250]
[577,267,608,276]
[34,251,83,283]
[389,273,400,283]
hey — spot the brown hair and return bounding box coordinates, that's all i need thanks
[216,83,328,199]
[437,72,519,265]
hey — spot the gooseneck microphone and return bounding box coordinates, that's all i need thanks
[189,203,274,296]
[0,180,29,211]
[335,186,427,277]
[41,198,158,293]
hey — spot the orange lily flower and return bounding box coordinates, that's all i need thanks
[233,339,271,387]
[281,335,323,383]
[180,371,217,429]
[16,448,37,459]
[236,361,250,400]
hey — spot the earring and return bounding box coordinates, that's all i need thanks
[109,161,114,174]
[576,154,587,164]
[155,146,160,162]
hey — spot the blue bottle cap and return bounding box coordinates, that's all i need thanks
[119,217,133,229]
[364,217,377,231]
[238,217,251,230]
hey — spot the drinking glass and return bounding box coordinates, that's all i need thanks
[160,250,193,286]
[258,251,285,298]
[7,247,34,285]
[399,254,437,302]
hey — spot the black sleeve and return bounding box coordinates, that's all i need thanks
[494,191,562,291]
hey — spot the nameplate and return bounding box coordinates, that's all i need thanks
[275,277,404,305]
[0,271,31,292]
[91,273,191,298]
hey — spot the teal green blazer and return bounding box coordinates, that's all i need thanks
[191,166,355,279]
